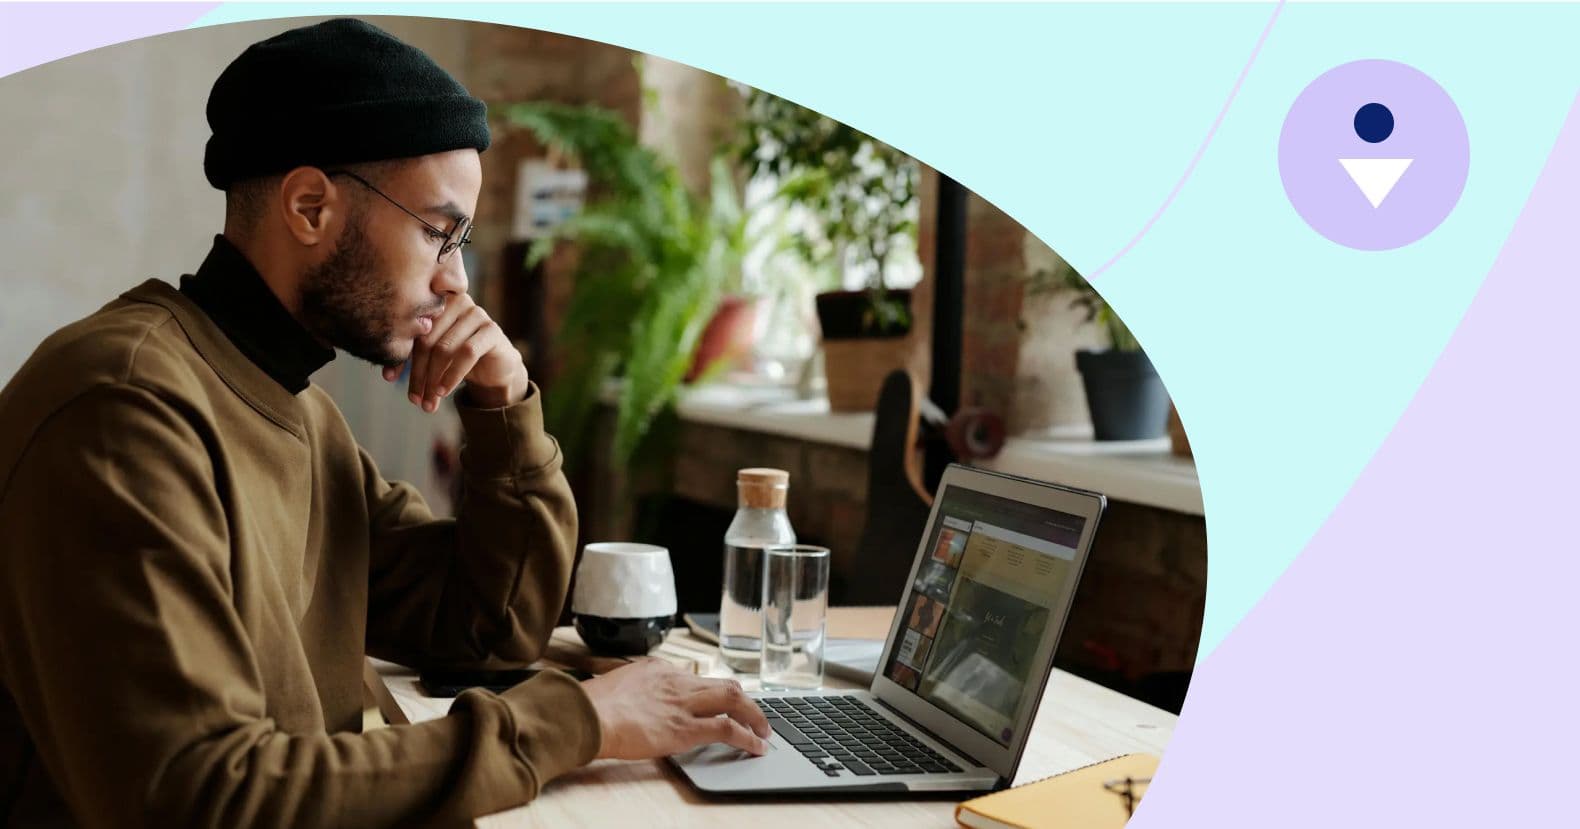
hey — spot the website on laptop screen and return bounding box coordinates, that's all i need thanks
[880,485,1086,747]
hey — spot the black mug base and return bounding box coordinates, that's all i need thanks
[574,614,673,656]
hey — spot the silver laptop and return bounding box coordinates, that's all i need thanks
[671,464,1106,794]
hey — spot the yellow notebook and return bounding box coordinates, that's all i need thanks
[955,753,1161,829]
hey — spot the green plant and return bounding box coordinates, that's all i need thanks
[734,87,918,333]
[501,101,737,465]
[1029,264,1141,352]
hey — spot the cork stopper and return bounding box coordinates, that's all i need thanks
[737,467,790,510]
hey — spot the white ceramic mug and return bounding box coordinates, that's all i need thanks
[570,543,677,655]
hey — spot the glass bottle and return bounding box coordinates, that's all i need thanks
[719,467,796,672]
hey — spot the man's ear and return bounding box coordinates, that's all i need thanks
[278,167,344,247]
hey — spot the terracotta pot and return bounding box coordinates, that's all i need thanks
[687,294,759,382]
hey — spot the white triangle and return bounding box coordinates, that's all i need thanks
[1338,158,1414,208]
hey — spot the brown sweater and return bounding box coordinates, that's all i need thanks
[0,275,599,827]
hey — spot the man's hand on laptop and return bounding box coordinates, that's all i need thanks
[582,660,772,760]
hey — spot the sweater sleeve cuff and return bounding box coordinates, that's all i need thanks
[455,381,561,480]
[495,669,602,787]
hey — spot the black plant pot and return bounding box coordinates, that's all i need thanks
[815,289,912,340]
[1075,349,1171,441]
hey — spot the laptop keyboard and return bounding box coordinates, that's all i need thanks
[759,695,965,777]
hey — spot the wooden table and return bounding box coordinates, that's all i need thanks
[376,608,1176,827]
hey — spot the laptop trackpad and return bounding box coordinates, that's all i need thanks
[679,740,777,766]
[672,739,822,792]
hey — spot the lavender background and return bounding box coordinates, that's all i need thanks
[0,4,218,79]
[1137,89,1580,824]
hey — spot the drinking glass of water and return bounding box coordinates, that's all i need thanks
[760,545,830,691]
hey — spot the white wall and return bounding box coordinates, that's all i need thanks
[0,16,472,510]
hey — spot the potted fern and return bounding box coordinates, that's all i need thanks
[1048,265,1171,441]
[736,88,919,411]
[501,101,735,465]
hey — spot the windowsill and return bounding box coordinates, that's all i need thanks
[600,380,1203,516]
[673,382,874,450]
[987,427,1203,516]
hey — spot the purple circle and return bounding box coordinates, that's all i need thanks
[1279,60,1469,251]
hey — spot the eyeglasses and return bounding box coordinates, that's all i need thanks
[1102,775,1152,818]
[327,170,473,264]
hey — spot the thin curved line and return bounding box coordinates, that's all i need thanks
[1088,0,1287,280]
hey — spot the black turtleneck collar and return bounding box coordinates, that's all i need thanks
[179,235,335,395]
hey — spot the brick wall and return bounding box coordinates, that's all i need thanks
[638,56,743,198]
[460,26,643,344]
[916,164,1108,436]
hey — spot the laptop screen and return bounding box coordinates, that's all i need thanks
[879,484,1088,747]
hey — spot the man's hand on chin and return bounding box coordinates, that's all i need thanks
[381,292,529,411]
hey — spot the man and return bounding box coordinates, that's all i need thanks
[0,19,767,828]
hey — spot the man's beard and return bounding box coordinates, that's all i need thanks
[299,215,410,368]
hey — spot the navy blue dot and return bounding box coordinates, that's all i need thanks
[1354,103,1394,143]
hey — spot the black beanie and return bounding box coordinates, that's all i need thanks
[204,18,490,190]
